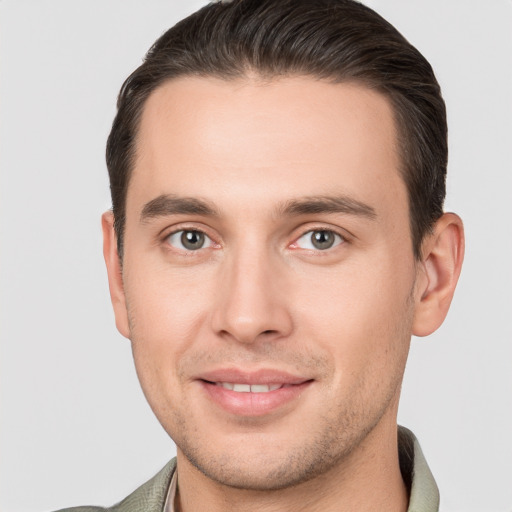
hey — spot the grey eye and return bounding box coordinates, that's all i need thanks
[181,231,205,250]
[167,230,212,251]
[296,230,343,250]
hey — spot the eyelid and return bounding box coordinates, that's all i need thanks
[168,230,212,250]
[158,222,350,252]
[161,224,221,252]
[290,225,349,251]
[160,222,218,240]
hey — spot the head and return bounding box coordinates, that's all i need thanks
[107,0,447,261]
[102,0,464,499]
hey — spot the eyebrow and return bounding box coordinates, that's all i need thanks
[278,195,377,219]
[139,193,377,223]
[140,194,219,222]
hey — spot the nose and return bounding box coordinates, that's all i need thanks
[211,246,293,345]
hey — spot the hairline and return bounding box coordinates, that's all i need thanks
[118,72,422,259]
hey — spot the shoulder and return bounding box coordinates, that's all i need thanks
[53,459,176,512]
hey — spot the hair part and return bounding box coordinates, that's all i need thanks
[106,0,447,259]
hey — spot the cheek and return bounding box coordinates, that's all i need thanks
[294,256,415,381]
[124,270,217,431]
[123,261,217,389]
[125,256,214,335]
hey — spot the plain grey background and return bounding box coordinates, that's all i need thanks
[1,1,511,511]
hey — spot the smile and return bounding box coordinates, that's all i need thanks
[215,382,286,393]
[197,370,314,416]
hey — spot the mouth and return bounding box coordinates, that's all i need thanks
[213,382,292,393]
[196,369,313,416]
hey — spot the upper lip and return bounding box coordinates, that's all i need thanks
[196,368,311,385]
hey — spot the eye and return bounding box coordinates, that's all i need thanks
[166,230,214,251]
[294,230,344,250]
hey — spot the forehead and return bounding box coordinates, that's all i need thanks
[128,76,405,220]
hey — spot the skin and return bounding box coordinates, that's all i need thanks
[103,76,464,512]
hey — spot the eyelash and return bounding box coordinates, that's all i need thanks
[291,229,346,251]
[161,225,349,254]
[163,228,218,253]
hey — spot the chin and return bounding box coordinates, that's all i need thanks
[176,428,356,492]
[190,454,327,491]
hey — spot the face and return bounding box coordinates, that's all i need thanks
[114,77,422,490]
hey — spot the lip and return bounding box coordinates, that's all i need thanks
[196,368,313,417]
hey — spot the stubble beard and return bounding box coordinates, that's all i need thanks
[128,284,415,493]
[169,352,407,493]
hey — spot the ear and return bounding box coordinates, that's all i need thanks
[412,213,465,337]
[102,211,130,339]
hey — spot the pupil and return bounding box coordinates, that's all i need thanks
[312,230,334,250]
[181,231,204,250]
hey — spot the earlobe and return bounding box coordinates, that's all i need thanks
[412,213,465,337]
[102,211,131,339]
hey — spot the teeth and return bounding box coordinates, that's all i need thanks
[217,382,283,393]
[233,384,251,393]
[250,384,270,393]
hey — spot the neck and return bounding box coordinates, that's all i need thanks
[175,418,408,512]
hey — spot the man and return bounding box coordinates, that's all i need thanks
[60,0,464,510]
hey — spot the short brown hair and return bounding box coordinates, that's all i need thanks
[106,0,447,259]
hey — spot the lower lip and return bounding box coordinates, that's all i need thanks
[200,381,312,417]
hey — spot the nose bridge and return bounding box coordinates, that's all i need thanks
[212,239,292,344]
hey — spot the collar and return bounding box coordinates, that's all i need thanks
[398,426,440,511]
[163,467,177,512]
